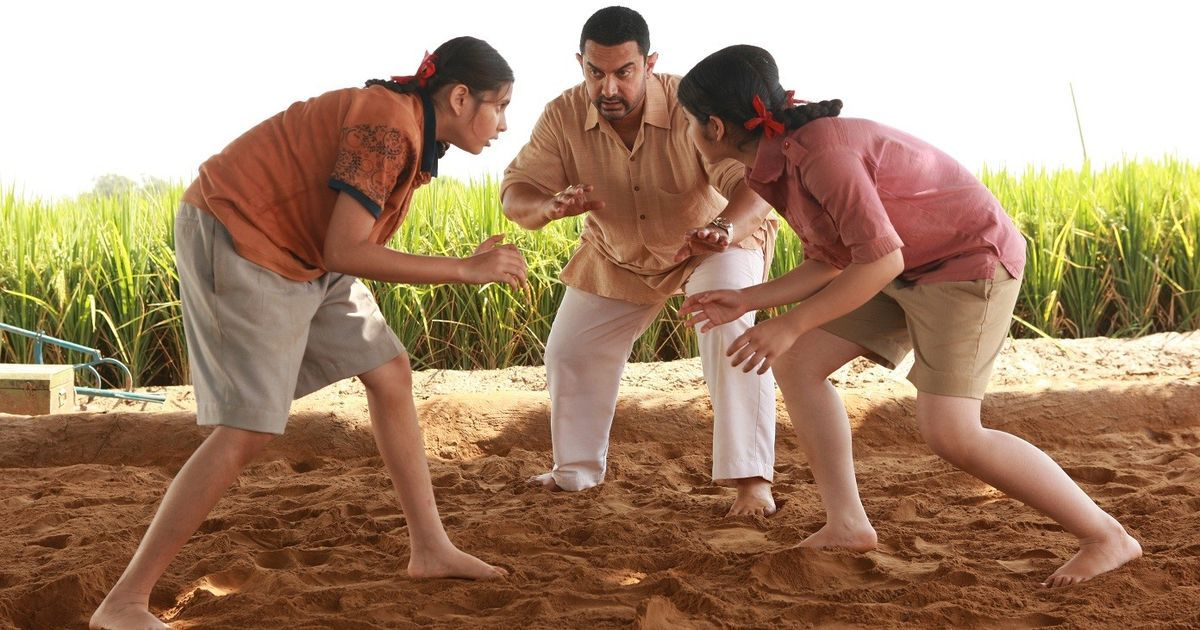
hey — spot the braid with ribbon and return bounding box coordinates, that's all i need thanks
[366,51,439,94]
[776,97,844,130]
[679,45,844,143]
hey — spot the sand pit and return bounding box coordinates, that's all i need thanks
[1,333,1198,628]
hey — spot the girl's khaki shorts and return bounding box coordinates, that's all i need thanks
[175,203,405,434]
[820,264,1021,400]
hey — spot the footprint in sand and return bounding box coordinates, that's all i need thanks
[703,526,773,553]
[889,496,937,522]
[907,535,952,557]
[248,483,329,498]
[195,566,255,596]
[995,548,1058,574]
[943,570,978,587]
[1013,612,1068,628]
[1062,465,1117,484]
[254,548,333,570]
[28,533,71,549]
[751,547,895,593]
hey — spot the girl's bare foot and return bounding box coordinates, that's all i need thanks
[408,545,508,580]
[727,477,776,517]
[1042,522,1142,588]
[89,598,169,630]
[798,520,878,552]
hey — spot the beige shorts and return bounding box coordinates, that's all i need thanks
[175,203,405,434]
[820,265,1021,399]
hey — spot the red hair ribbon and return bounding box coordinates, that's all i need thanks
[744,94,785,138]
[784,90,809,105]
[390,51,438,88]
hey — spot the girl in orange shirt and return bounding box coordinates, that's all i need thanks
[92,37,523,630]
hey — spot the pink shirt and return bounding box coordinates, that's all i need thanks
[746,117,1025,284]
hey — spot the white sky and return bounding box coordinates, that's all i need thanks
[1,0,1197,199]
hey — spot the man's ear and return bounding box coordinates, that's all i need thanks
[576,52,585,72]
[645,52,659,75]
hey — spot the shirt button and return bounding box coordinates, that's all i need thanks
[783,141,790,148]
[640,214,646,219]
[634,185,640,191]
[630,156,636,162]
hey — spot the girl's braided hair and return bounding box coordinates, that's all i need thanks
[365,36,512,158]
[367,35,512,96]
[679,44,841,142]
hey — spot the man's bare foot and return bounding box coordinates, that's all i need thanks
[527,472,560,491]
[798,520,878,552]
[89,598,169,630]
[1042,524,1142,588]
[408,545,508,580]
[727,477,776,517]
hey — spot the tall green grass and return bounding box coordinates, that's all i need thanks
[1,159,1197,385]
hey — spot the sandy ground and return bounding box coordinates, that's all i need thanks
[1,332,1198,629]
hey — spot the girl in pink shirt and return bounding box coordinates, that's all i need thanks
[677,44,1139,588]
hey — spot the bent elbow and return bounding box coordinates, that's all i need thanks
[884,248,905,278]
[322,242,354,275]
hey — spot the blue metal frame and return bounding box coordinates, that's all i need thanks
[0,322,166,404]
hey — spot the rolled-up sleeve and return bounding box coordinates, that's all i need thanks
[702,155,746,200]
[801,147,904,264]
[501,106,570,197]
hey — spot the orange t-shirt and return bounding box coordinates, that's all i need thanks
[182,84,437,281]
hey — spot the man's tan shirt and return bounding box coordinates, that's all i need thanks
[502,73,775,305]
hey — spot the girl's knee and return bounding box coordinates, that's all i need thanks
[918,418,981,466]
[212,426,275,463]
[773,347,831,386]
[361,353,413,395]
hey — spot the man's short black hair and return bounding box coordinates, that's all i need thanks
[579,6,650,56]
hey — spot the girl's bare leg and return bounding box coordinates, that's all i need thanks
[91,426,274,629]
[917,392,1141,587]
[359,354,506,580]
[773,329,877,551]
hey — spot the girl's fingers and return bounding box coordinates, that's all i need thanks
[754,353,772,375]
[727,333,749,357]
[743,352,765,374]
[730,345,754,367]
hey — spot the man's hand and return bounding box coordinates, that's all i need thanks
[460,234,528,290]
[678,289,751,332]
[673,223,732,262]
[543,184,605,222]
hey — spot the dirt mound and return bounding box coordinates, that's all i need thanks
[0,333,1197,628]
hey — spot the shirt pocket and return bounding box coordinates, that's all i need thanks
[645,187,711,251]
[786,189,843,254]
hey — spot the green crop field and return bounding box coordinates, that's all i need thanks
[2,159,1197,386]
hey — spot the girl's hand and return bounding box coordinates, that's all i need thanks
[673,224,732,262]
[543,184,605,222]
[727,315,805,375]
[678,289,749,332]
[461,234,528,290]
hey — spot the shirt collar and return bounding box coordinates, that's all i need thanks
[417,89,441,178]
[583,74,671,132]
[747,131,787,185]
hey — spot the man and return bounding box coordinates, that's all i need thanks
[502,6,778,516]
